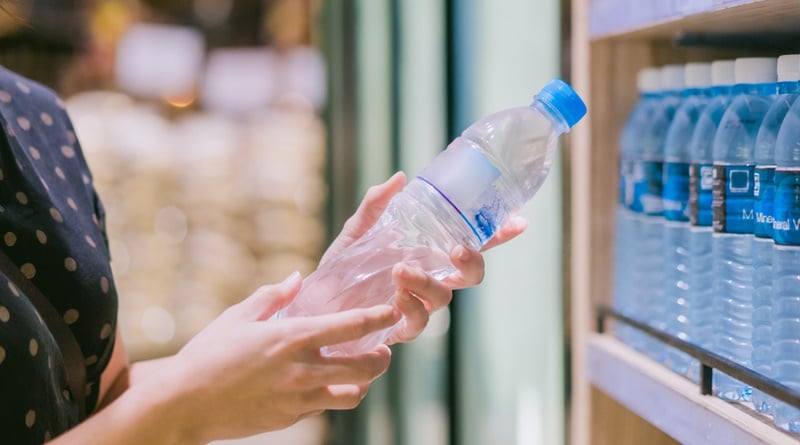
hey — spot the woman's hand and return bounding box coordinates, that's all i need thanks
[324,172,527,344]
[165,273,401,442]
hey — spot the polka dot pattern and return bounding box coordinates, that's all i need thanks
[0,66,117,439]
[4,232,16,247]
[20,263,36,279]
[60,145,75,158]
[17,117,30,131]
[99,324,112,341]
[49,208,63,223]
[63,309,79,325]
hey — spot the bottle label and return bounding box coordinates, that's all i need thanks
[689,163,713,227]
[663,162,690,222]
[753,166,775,239]
[772,170,800,246]
[629,160,663,215]
[712,164,755,234]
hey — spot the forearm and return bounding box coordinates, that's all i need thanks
[50,355,204,445]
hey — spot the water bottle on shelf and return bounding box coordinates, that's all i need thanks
[631,65,683,362]
[685,60,736,383]
[614,67,661,350]
[275,79,587,356]
[662,62,712,376]
[751,54,800,415]
[772,64,800,433]
[711,57,777,402]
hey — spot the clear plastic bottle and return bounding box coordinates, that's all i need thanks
[614,67,661,351]
[772,60,800,433]
[662,63,711,375]
[711,57,777,401]
[685,60,735,383]
[751,54,800,415]
[631,65,683,362]
[275,79,586,356]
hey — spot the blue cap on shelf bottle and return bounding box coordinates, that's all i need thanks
[274,80,586,356]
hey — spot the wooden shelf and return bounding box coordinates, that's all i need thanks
[569,0,800,444]
[587,334,800,445]
[590,0,800,40]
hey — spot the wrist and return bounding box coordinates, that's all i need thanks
[125,355,209,445]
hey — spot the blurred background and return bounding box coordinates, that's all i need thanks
[0,0,568,444]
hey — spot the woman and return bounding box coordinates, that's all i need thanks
[0,65,526,444]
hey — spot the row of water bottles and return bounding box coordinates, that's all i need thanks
[613,54,800,433]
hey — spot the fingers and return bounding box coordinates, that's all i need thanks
[306,345,392,386]
[235,272,303,321]
[441,245,485,290]
[386,289,429,344]
[393,264,451,312]
[300,346,390,411]
[481,216,527,251]
[296,305,401,349]
[321,172,406,264]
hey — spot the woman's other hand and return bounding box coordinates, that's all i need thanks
[167,272,400,442]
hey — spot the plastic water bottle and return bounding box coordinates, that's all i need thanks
[631,65,683,362]
[275,79,586,356]
[662,63,711,375]
[751,54,800,415]
[615,68,661,350]
[772,62,800,433]
[685,60,735,383]
[711,57,777,401]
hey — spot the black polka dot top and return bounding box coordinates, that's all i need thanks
[0,66,118,443]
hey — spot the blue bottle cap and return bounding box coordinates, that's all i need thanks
[535,79,587,129]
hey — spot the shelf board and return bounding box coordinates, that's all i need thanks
[587,334,800,445]
[590,0,800,41]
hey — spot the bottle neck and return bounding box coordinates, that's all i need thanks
[531,99,569,134]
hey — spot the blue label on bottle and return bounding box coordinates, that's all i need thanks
[689,163,713,227]
[753,166,775,239]
[663,162,690,222]
[773,170,800,246]
[712,164,755,234]
[628,160,663,215]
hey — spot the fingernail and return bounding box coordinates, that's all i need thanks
[455,245,469,261]
[283,271,302,286]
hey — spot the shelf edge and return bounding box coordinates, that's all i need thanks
[586,334,800,445]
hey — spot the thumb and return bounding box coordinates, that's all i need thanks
[238,271,303,321]
[321,172,406,264]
